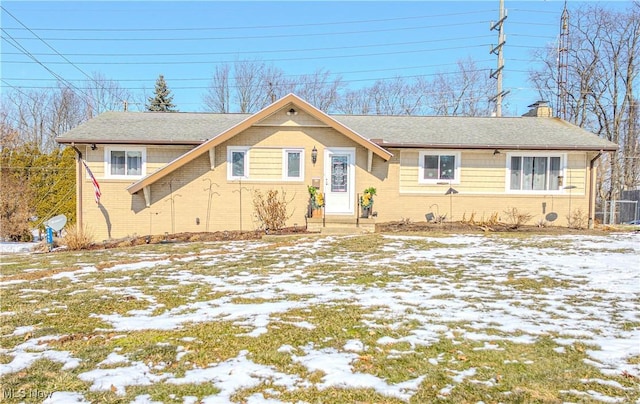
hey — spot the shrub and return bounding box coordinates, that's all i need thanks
[63,224,94,250]
[566,208,588,229]
[252,189,293,231]
[503,207,533,229]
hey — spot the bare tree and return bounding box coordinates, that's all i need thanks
[49,84,86,143]
[203,64,232,113]
[85,72,131,114]
[293,69,344,112]
[367,77,418,115]
[6,89,50,151]
[234,60,270,113]
[422,58,493,116]
[335,88,373,115]
[530,2,639,199]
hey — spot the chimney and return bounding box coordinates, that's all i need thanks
[522,100,553,117]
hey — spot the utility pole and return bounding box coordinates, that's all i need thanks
[490,0,508,117]
[556,1,570,120]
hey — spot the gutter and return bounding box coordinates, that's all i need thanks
[375,142,618,152]
[57,139,203,146]
[588,152,603,229]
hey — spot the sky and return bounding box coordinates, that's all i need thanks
[1,232,639,403]
[0,1,633,116]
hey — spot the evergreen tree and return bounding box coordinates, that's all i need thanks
[0,144,76,241]
[146,74,177,112]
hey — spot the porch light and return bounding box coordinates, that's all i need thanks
[311,146,318,164]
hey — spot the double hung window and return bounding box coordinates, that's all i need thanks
[106,147,145,178]
[509,155,563,191]
[419,151,460,184]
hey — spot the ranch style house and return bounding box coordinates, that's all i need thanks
[56,94,617,240]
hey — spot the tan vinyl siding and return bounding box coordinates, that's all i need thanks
[565,153,586,195]
[459,152,505,193]
[146,146,192,174]
[249,148,282,180]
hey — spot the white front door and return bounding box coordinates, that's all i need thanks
[324,148,355,214]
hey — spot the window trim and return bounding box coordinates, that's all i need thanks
[227,146,250,180]
[104,146,146,179]
[282,148,304,181]
[418,150,461,184]
[506,152,567,194]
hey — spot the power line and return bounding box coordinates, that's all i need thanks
[5,10,496,32]
[3,43,496,66]
[3,67,496,92]
[5,21,493,42]
[0,35,496,58]
[0,5,122,112]
[1,32,105,111]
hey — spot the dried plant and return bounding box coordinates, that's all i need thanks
[252,189,294,231]
[503,207,533,229]
[566,208,588,229]
[62,224,95,250]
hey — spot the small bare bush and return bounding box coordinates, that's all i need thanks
[62,224,95,250]
[252,189,294,231]
[503,207,533,229]
[566,208,588,229]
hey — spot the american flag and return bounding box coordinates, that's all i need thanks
[82,159,101,204]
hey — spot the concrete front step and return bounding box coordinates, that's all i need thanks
[306,216,376,234]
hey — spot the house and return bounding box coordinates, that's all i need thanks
[56,94,617,240]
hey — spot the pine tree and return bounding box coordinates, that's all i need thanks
[146,74,177,112]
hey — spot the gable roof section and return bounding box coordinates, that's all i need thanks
[56,111,249,145]
[334,115,618,151]
[126,94,393,195]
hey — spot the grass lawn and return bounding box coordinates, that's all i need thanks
[0,231,638,403]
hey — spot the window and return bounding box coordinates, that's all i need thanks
[227,147,249,180]
[508,154,563,191]
[419,151,460,184]
[105,147,145,178]
[283,149,304,180]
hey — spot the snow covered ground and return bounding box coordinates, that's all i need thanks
[0,242,38,254]
[0,232,638,403]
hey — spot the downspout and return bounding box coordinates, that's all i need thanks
[69,143,83,230]
[588,151,602,229]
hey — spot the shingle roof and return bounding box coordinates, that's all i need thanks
[336,115,618,151]
[56,112,251,145]
[56,110,618,151]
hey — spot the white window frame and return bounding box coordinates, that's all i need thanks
[418,151,461,184]
[227,146,250,180]
[104,146,146,179]
[282,148,304,181]
[506,152,566,194]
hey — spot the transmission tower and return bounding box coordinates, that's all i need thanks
[556,2,570,120]
[490,0,508,117]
